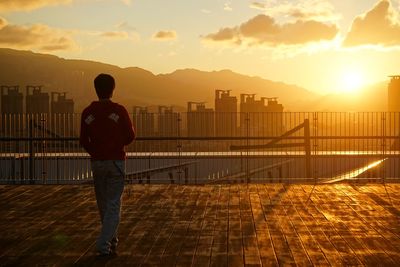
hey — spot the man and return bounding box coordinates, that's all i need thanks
[80,73,135,256]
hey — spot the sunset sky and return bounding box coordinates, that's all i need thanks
[1,0,400,94]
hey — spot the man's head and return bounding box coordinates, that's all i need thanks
[94,73,115,99]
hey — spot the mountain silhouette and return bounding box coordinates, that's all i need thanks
[0,48,388,112]
[0,48,319,112]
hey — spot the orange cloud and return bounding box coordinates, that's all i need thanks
[343,0,400,47]
[203,14,338,47]
[204,27,239,42]
[0,17,76,52]
[152,30,177,41]
[0,0,71,12]
[99,31,129,40]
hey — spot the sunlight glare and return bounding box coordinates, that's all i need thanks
[340,70,364,93]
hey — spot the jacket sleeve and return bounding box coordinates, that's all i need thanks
[79,111,93,154]
[120,107,135,145]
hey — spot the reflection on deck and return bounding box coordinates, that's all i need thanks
[1,184,400,266]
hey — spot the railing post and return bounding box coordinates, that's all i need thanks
[304,119,311,179]
[29,118,35,184]
[381,112,386,182]
[177,113,182,184]
[246,113,250,183]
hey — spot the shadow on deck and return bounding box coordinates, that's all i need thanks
[1,183,400,266]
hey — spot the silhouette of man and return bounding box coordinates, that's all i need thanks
[80,73,135,256]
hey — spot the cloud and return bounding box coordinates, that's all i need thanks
[99,31,129,40]
[203,14,338,47]
[250,2,266,11]
[201,9,211,14]
[0,0,71,12]
[343,0,400,47]
[224,2,232,11]
[152,30,177,41]
[205,27,239,42]
[249,0,340,22]
[0,17,77,52]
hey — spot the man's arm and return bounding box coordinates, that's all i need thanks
[121,107,135,145]
[79,112,92,154]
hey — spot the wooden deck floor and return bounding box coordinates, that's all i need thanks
[1,183,400,266]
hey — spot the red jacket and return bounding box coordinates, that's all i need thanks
[80,100,135,160]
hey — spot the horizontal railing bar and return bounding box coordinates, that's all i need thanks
[1,136,400,141]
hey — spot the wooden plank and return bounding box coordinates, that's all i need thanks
[1,184,400,266]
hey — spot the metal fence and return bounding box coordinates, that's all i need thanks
[1,112,399,184]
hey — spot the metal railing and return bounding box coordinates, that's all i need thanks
[1,112,399,184]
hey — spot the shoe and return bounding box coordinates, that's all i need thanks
[96,251,117,259]
[110,244,117,255]
[110,237,118,254]
[96,252,111,259]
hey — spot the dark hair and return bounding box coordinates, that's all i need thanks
[94,73,115,99]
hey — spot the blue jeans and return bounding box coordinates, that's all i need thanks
[91,160,125,254]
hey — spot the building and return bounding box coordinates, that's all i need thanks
[240,94,284,136]
[215,90,237,137]
[1,86,23,114]
[26,86,49,114]
[133,106,155,137]
[388,75,400,112]
[263,97,284,136]
[158,106,179,137]
[187,102,214,137]
[239,94,266,136]
[388,76,400,150]
[1,86,24,137]
[51,92,74,114]
[50,92,75,136]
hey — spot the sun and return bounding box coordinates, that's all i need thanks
[340,70,364,93]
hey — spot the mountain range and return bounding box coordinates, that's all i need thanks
[0,48,388,112]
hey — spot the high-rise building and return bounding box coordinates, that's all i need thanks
[1,86,23,114]
[187,102,214,137]
[26,86,49,114]
[239,94,266,136]
[388,75,400,112]
[133,106,155,137]
[51,92,74,114]
[1,86,23,137]
[215,90,237,137]
[264,97,284,136]
[388,76,400,150]
[240,94,284,136]
[51,92,75,136]
[158,106,179,137]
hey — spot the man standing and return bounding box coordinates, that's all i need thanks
[80,73,135,256]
